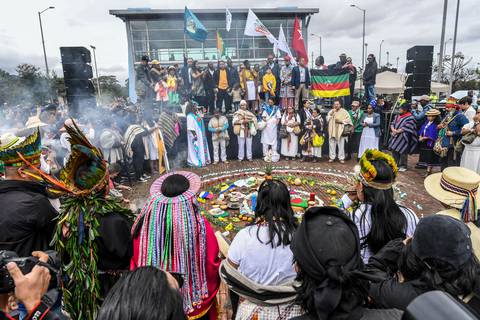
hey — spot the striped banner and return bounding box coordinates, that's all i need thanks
[311,69,351,98]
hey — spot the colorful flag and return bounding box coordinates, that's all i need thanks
[184,7,208,42]
[292,16,308,63]
[275,24,296,65]
[310,69,351,98]
[217,30,226,58]
[226,8,232,32]
[244,9,277,45]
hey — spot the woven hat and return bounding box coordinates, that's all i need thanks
[0,128,41,168]
[424,167,479,222]
[150,171,201,196]
[445,97,458,108]
[419,94,430,101]
[151,59,160,65]
[425,109,441,116]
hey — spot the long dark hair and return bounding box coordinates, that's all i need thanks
[399,244,480,297]
[97,267,186,320]
[358,160,407,254]
[295,261,369,319]
[255,179,297,247]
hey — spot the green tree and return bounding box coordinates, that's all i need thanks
[93,75,127,104]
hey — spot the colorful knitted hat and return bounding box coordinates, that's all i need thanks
[357,149,398,190]
[445,97,458,108]
[133,171,207,314]
[0,128,42,171]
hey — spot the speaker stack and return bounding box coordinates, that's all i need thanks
[404,45,433,101]
[60,47,97,115]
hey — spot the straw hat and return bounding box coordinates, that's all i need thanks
[150,59,160,65]
[0,133,22,151]
[424,167,480,209]
[425,109,441,117]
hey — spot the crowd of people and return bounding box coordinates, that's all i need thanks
[1,123,480,319]
[1,51,480,320]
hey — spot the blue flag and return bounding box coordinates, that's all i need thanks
[184,7,208,42]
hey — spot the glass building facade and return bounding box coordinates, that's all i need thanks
[110,8,318,100]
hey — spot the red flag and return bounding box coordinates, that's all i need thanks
[292,16,308,63]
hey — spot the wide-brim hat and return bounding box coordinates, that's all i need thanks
[0,128,41,167]
[424,167,480,209]
[425,109,441,117]
[150,59,160,65]
[150,171,201,196]
[419,94,430,101]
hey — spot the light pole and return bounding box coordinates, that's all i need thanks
[378,40,384,67]
[437,0,448,81]
[310,33,322,57]
[350,4,366,73]
[90,45,102,100]
[449,0,460,94]
[396,57,400,70]
[386,51,390,67]
[38,6,55,77]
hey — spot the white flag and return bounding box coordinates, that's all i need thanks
[275,24,297,65]
[244,9,277,45]
[226,8,232,32]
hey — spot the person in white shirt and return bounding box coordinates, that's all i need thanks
[459,96,476,123]
[339,150,418,263]
[460,110,480,173]
[260,98,282,162]
[233,100,258,162]
[227,179,302,319]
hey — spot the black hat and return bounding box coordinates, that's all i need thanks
[141,55,150,62]
[399,103,412,112]
[412,215,472,266]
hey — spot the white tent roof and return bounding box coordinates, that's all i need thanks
[354,71,449,95]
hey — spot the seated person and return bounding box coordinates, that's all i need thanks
[131,171,220,319]
[221,179,301,319]
[290,206,403,320]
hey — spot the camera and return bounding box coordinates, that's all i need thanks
[0,250,60,294]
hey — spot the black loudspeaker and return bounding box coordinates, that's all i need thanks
[404,45,433,100]
[60,47,97,115]
[60,47,91,64]
[406,60,433,74]
[406,46,434,61]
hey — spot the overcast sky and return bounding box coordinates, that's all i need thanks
[1,0,479,82]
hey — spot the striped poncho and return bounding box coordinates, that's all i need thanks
[388,112,418,154]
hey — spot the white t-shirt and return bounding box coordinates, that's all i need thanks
[228,225,296,286]
[464,106,476,123]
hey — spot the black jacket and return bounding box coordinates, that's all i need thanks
[364,239,426,310]
[0,180,58,257]
[227,65,240,86]
[363,60,378,86]
[203,69,216,91]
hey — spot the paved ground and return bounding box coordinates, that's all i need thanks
[126,154,443,217]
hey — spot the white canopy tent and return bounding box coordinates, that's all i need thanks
[354,71,449,96]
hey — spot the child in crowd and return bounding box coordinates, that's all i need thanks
[154,75,169,110]
[300,120,315,162]
[166,66,179,104]
[231,83,243,112]
[262,67,276,102]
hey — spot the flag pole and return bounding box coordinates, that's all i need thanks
[183,32,187,57]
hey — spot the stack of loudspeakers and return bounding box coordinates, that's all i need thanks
[404,45,433,101]
[60,47,97,115]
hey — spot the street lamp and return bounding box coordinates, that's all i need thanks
[386,51,390,67]
[90,45,102,100]
[396,57,400,70]
[310,33,322,57]
[378,40,384,67]
[449,0,460,94]
[350,4,366,72]
[38,6,55,77]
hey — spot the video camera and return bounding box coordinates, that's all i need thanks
[0,250,60,294]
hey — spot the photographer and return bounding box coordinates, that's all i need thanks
[0,251,61,320]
